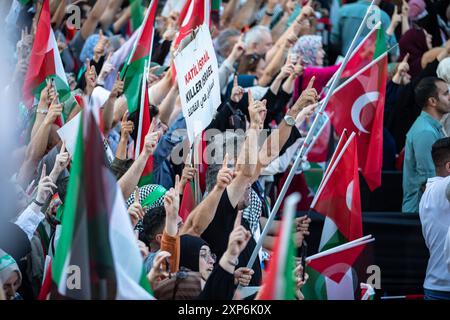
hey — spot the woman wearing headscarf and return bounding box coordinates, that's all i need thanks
[398,27,433,78]
[0,249,23,300]
[149,212,253,300]
[292,35,339,100]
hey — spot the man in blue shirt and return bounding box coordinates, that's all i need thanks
[403,77,450,213]
[331,0,397,57]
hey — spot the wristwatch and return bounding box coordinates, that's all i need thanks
[228,257,239,267]
[36,109,48,115]
[283,114,296,127]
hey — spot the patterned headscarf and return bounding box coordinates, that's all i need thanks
[126,184,167,233]
[79,34,100,63]
[291,35,323,67]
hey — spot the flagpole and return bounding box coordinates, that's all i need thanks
[135,60,150,159]
[306,235,374,261]
[245,0,377,270]
[310,132,355,208]
[121,0,154,80]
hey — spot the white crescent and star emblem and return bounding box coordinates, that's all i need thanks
[351,91,379,134]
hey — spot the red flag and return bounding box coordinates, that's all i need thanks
[307,241,366,284]
[135,72,154,186]
[311,132,362,243]
[326,54,387,190]
[23,0,71,111]
[340,25,380,79]
[307,117,331,163]
[175,0,211,47]
[179,181,195,222]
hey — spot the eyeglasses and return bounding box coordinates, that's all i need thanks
[199,250,217,262]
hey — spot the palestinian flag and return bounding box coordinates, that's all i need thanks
[302,236,373,300]
[311,131,362,252]
[360,283,375,300]
[51,109,154,300]
[130,0,144,32]
[121,0,158,115]
[257,194,299,300]
[135,69,154,186]
[23,0,72,114]
[326,52,388,190]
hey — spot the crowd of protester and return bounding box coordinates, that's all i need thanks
[0,0,449,301]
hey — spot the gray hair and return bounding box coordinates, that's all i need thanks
[244,25,271,46]
[214,28,241,56]
[437,57,450,84]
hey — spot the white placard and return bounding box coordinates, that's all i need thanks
[57,112,81,156]
[174,24,221,145]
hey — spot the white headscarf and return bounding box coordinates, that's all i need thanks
[0,249,22,286]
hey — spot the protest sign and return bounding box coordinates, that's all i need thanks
[174,24,221,144]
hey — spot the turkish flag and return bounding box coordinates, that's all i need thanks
[175,0,211,47]
[326,55,387,190]
[311,131,362,243]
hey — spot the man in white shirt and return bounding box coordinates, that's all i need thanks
[419,137,450,300]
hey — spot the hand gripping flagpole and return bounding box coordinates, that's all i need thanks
[245,0,377,271]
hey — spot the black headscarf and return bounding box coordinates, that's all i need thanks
[179,235,209,272]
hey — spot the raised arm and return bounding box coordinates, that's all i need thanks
[102,75,124,135]
[226,91,264,207]
[181,155,234,237]
[118,120,160,199]
[80,0,109,40]
[99,0,124,31]
[221,0,239,28]
[256,77,318,173]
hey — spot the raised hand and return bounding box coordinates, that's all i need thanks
[143,118,161,155]
[391,5,402,26]
[291,76,318,117]
[229,34,246,62]
[296,102,318,124]
[298,0,315,21]
[93,29,109,61]
[44,96,63,125]
[179,164,197,194]
[164,175,181,222]
[128,187,145,228]
[120,111,134,142]
[36,164,57,204]
[147,251,171,290]
[248,90,267,129]
[51,141,70,178]
[110,74,124,99]
[216,153,234,191]
[225,211,251,259]
[98,52,115,82]
[230,75,245,103]
[393,53,411,85]
[38,81,53,109]
[85,59,97,94]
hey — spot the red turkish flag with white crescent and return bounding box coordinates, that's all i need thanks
[175,0,211,47]
[311,132,362,243]
[326,55,388,190]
